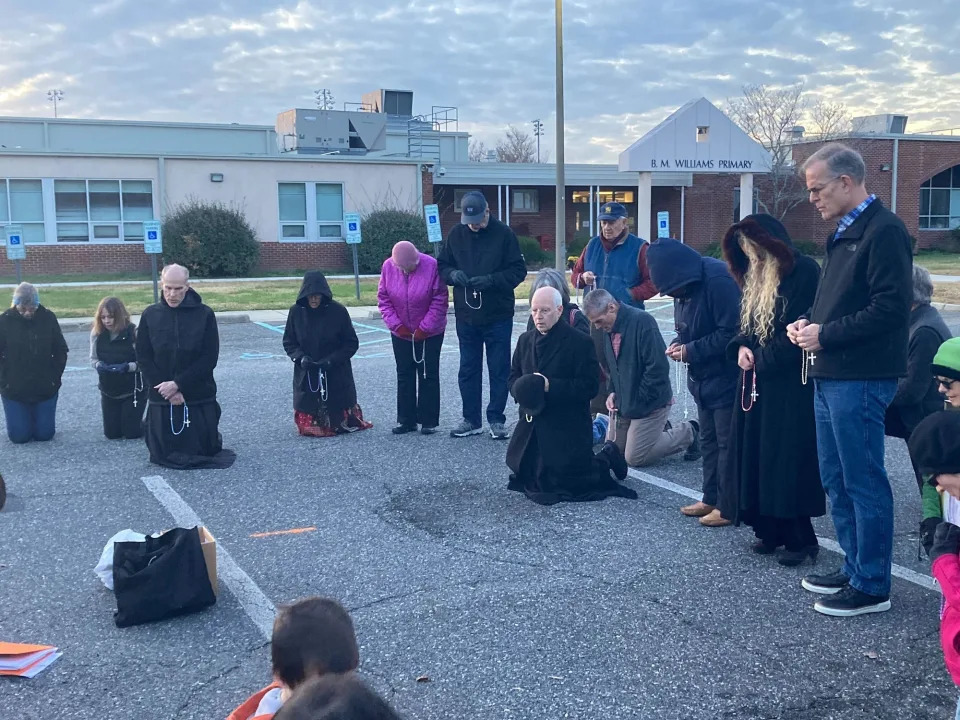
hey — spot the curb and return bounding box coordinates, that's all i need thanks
[60,313,251,332]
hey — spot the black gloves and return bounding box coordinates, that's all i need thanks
[921,517,942,557]
[930,521,960,564]
[469,275,495,291]
[448,270,470,287]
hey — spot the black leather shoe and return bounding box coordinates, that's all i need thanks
[801,569,849,594]
[751,540,779,555]
[778,544,819,567]
[391,424,418,435]
[683,419,701,461]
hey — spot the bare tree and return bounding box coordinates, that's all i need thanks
[468,138,488,162]
[726,83,808,220]
[495,125,536,163]
[808,98,852,139]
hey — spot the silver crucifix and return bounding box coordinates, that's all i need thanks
[472,290,479,299]
[751,388,759,402]
[807,352,816,366]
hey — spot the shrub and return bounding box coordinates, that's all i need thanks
[355,209,431,274]
[517,235,550,268]
[162,199,260,277]
[793,240,822,257]
[702,242,724,259]
[567,231,590,259]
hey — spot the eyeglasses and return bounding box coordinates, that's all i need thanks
[807,177,842,197]
[938,377,957,390]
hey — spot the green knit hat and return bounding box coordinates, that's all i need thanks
[932,338,960,381]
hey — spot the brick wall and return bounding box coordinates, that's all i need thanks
[0,244,153,278]
[783,137,960,250]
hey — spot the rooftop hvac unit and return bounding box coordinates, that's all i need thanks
[276,109,386,154]
[852,114,909,135]
[361,89,414,117]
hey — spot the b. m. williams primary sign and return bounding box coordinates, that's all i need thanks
[650,158,755,170]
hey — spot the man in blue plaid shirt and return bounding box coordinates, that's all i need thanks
[787,144,913,618]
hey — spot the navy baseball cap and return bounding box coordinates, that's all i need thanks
[460,191,489,225]
[598,202,627,221]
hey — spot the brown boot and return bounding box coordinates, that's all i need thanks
[700,509,732,527]
[681,501,714,517]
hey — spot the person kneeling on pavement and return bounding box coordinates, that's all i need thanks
[581,288,700,469]
[505,287,637,506]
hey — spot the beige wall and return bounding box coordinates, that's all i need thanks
[163,158,419,243]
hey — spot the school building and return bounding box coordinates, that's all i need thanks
[0,88,957,277]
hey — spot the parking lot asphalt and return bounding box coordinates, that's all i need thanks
[1,303,959,719]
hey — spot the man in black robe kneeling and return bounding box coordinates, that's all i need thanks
[136,264,236,470]
[506,287,636,505]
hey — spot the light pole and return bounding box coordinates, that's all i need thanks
[531,119,544,163]
[47,89,64,118]
[554,0,566,271]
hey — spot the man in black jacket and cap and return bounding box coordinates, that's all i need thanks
[506,287,634,505]
[787,143,912,617]
[646,238,741,528]
[136,264,235,469]
[438,191,526,440]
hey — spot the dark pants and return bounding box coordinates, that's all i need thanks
[698,404,733,507]
[814,378,897,597]
[2,394,58,444]
[391,333,443,428]
[455,318,512,427]
[101,393,146,440]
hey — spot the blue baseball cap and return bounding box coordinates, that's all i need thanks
[460,191,489,225]
[598,202,627,221]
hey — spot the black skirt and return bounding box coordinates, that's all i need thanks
[144,400,236,470]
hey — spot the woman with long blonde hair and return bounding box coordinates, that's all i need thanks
[90,296,144,439]
[718,214,825,566]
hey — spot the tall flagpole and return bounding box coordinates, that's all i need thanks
[554,0,566,271]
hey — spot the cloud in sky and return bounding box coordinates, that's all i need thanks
[1,0,958,162]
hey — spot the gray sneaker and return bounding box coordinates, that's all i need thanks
[450,420,483,438]
[489,422,510,440]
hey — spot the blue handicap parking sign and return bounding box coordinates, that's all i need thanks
[9,235,20,245]
[429,217,437,224]
[148,230,158,240]
[349,222,358,231]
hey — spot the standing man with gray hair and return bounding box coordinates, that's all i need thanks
[0,283,68,443]
[787,143,913,617]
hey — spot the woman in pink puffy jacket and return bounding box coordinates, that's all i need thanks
[377,241,449,435]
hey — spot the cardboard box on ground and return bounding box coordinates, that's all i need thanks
[198,526,218,596]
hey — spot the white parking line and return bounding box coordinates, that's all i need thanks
[142,475,278,639]
[626,468,939,593]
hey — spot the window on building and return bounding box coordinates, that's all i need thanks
[0,180,45,244]
[278,182,345,241]
[697,126,710,143]
[54,179,154,243]
[919,166,960,230]
[512,189,539,213]
[453,188,483,212]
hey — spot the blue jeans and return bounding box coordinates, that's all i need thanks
[2,394,59,444]
[455,318,512,427]
[813,379,897,597]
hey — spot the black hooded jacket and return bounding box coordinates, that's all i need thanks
[0,305,68,403]
[136,288,219,404]
[282,272,360,416]
[647,238,741,411]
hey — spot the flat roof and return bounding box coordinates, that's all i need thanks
[0,149,422,165]
[793,132,960,144]
[434,162,694,187]
[0,115,275,132]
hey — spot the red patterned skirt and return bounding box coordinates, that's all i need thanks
[295,405,373,438]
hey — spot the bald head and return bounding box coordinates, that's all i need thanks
[531,286,563,334]
[161,264,190,307]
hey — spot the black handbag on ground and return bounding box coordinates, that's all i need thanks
[112,526,216,628]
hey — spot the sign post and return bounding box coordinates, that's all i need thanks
[343,213,362,300]
[5,225,25,283]
[656,211,670,239]
[143,220,163,303]
[424,204,443,256]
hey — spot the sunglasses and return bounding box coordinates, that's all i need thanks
[938,377,958,390]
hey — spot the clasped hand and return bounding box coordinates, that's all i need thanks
[786,319,822,351]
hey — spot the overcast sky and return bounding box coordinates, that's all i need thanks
[1,0,957,163]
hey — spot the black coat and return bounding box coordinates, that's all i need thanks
[886,304,952,438]
[0,305,68,403]
[808,199,913,380]
[283,272,360,417]
[647,238,741,411]
[506,321,637,505]
[719,252,826,523]
[95,324,138,399]
[437,216,527,326]
[136,288,219,404]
